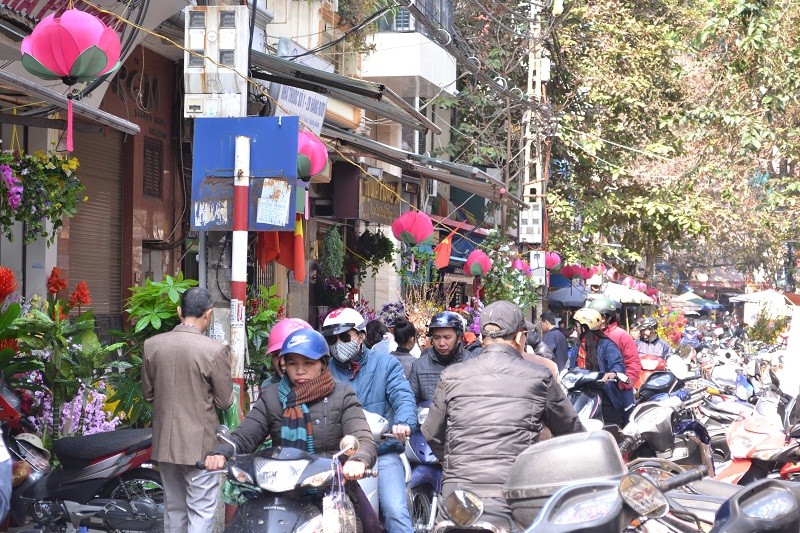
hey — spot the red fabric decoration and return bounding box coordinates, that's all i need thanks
[0,267,17,303]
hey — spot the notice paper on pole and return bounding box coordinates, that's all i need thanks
[191,116,299,231]
[257,178,292,226]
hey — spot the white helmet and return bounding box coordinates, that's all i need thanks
[322,307,366,337]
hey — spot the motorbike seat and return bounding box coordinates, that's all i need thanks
[53,428,152,469]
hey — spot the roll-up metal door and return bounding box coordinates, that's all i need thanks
[68,130,124,317]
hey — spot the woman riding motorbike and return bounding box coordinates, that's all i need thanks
[568,308,628,426]
[204,328,377,528]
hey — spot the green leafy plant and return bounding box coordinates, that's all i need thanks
[0,150,85,244]
[349,229,395,284]
[106,273,198,427]
[244,284,285,387]
[12,268,123,442]
[748,307,790,345]
[478,229,539,310]
[319,229,345,279]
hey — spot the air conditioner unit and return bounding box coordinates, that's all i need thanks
[393,8,415,32]
[426,178,438,198]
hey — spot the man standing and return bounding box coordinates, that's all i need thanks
[423,301,584,528]
[143,287,233,533]
[636,317,671,358]
[540,310,569,371]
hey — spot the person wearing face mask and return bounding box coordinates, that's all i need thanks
[322,307,417,533]
[408,311,476,404]
[422,300,584,529]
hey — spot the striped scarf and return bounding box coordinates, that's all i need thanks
[278,370,335,453]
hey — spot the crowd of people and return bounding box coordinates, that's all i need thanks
[142,286,702,532]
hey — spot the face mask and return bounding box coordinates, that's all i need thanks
[331,340,361,363]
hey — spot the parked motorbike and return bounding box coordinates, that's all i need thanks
[710,477,800,532]
[197,425,379,532]
[0,382,163,532]
[561,368,628,432]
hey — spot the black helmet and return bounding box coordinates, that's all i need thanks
[641,317,658,329]
[427,311,464,337]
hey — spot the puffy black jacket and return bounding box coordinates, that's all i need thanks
[209,379,376,468]
[422,343,584,501]
[408,344,477,403]
[527,330,555,362]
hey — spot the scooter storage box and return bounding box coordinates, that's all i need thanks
[502,431,627,526]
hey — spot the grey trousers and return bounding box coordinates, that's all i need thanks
[159,461,220,533]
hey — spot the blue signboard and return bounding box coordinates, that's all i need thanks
[191,116,299,231]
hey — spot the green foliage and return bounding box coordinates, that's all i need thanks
[747,307,790,344]
[478,229,539,310]
[244,284,284,390]
[0,150,85,244]
[349,229,396,284]
[13,298,123,440]
[320,229,345,279]
[106,273,198,427]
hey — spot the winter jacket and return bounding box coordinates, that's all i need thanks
[542,328,570,370]
[568,337,627,413]
[390,347,415,379]
[422,343,584,501]
[329,345,417,455]
[527,330,556,362]
[637,335,671,358]
[208,379,376,468]
[604,323,641,390]
[409,344,474,404]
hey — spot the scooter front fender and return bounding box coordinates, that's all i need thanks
[410,463,442,492]
[223,495,321,533]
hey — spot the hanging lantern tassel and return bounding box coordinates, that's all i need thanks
[66,93,74,152]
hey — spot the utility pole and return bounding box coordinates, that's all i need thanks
[518,0,547,319]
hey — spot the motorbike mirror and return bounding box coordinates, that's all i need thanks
[215,425,231,440]
[444,489,484,528]
[788,423,800,440]
[619,473,669,519]
[338,435,359,456]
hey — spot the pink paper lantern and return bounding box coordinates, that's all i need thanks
[560,265,575,279]
[297,130,328,178]
[512,258,527,271]
[464,250,492,276]
[587,266,599,278]
[595,263,608,274]
[635,282,647,292]
[578,266,591,280]
[621,276,635,288]
[21,9,121,152]
[545,251,561,270]
[606,268,618,281]
[391,211,433,245]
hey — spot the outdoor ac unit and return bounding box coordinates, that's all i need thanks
[519,181,543,244]
[528,250,547,287]
[184,6,249,118]
[426,178,438,198]
[393,8,415,32]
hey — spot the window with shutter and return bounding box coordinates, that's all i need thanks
[143,138,163,199]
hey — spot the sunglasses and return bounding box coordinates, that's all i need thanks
[325,332,352,345]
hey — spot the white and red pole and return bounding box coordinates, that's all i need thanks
[230,135,250,415]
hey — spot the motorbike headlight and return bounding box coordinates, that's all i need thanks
[299,469,334,488]
[444,489,484,527]
[741,486,797,519]
[229,465,254,485]
[253,458,309,492]
[552,489,618,525]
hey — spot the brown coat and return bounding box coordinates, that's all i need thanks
[142,324,234,465]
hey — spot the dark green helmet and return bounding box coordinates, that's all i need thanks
[588,297,617,315]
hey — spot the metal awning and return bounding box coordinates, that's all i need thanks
[0,69,140,135]
[322,125,526,208]
[251,50,439,134]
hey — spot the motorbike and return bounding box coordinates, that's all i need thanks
[0,382,163,532]
[525,464,710,532]
[710,477,800,532]
[634,354,667,390]
[405,402,441,533]
[560,368,629,432]
[197,425,379,532]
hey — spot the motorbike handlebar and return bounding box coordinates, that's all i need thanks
[196,461,206,470]
[657,465,708,493]
[363,468,378,478]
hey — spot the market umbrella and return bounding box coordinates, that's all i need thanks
[601,282,654,305]
[547,280,588,308]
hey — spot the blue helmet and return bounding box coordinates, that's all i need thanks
[280,329,330,360]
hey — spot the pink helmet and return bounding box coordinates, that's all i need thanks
[266,318,313,354]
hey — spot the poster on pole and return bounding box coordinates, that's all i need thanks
[191,116,299,231]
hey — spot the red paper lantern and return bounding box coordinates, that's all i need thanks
[391,211,433,245]
[297,130,328,179]
[21,9,121,151]
[464,250,492,276]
